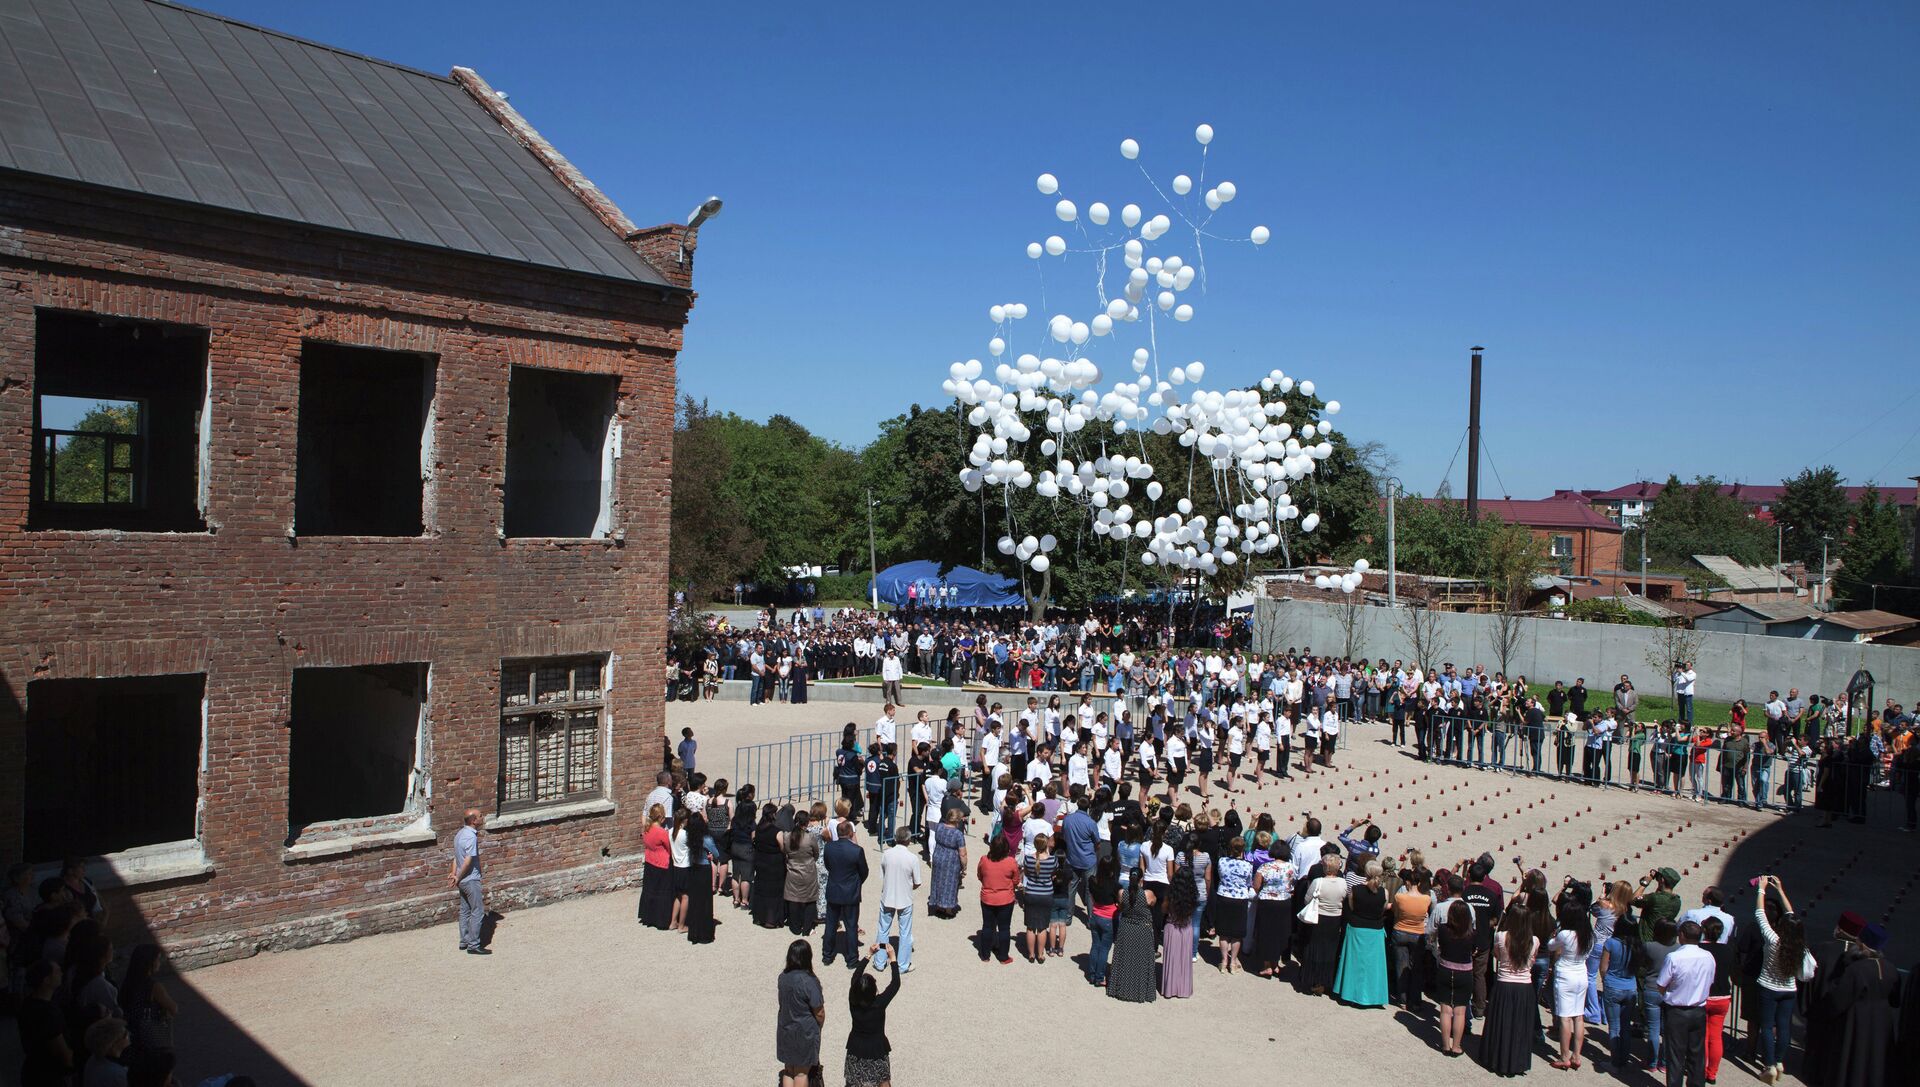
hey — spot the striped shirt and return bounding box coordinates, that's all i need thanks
[1753,904,1815,993]
[1022,854,1058,896]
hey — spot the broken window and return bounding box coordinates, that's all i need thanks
[31,311,208,531]
[498,656,605,811]
[288,664,427,836]
[295,342,434,537]
[25,673,204,860]
[503,367,616,538]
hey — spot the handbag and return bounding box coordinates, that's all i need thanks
[1298,880,1321,924]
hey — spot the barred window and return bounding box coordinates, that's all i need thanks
[499,656,606,811]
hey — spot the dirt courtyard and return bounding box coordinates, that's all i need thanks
[136,699,1919,1083]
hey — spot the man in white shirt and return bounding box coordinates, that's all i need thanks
[874,704,898,750]
[909,710,934,748]
[978,720,1002,796]
[1673,660,1698,728]
[1678,887,1735,943]
[1656,921,1717,1083]
[643,771,675,821]
[873,827,923,972]
[1288,818,1324,883]
[880,650,905,706]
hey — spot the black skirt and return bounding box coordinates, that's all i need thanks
[1022,894,1053,932]
[638,862,674,929]
[1432,963,1474,1007]
[1479,978,1537,1076]
[785,899,817,935]
[685,873,717,944]
[1299,917,1343,991]
[1213,897,1250,941]
[1252,898,1293,964]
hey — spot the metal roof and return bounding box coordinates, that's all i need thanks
[1816,609,1919,634]
[0,0,668,285]
[1596,594,1679,620]
[1691,554,1789,593]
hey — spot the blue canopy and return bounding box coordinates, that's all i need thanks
[869,560,1024,608]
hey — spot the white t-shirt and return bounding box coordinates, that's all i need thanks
[1067,753,1090,787]
[1227,726,1246,755]
[1254,720,1273,750]
[979,732,1001,769]
[1021,815,1052,859]
[1142,842,1174,884]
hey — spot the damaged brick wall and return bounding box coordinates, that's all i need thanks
[0,174,689,967]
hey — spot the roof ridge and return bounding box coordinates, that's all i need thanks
[139,0,454,84]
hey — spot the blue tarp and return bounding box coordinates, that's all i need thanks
[869,560,1024,608]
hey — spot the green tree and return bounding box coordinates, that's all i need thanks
[1772,466,1851,571]
[47,401,139,504]
[669,397,762,600]
[1622,475,1773,579]
[1835,485,1916,612]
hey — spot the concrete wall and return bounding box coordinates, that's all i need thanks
[1252,598,1920,703]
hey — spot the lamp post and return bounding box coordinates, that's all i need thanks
[867,488,881,612]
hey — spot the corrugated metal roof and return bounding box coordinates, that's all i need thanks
[1597,594,1679,620]
[0,0,667,285]
[1817,609,1918,633]
[1690,554,1790,593]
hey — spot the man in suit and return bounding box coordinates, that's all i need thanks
[822,821,869,969]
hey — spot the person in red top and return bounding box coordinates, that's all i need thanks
[1690,727,1715,802]
[975,835,1020,964]
[638,805,675,929]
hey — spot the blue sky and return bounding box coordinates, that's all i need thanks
[214,1,1920,497]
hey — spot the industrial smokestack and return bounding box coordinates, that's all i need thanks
[1466,346,1484,524]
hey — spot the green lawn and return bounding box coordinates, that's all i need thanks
[1524,683,1735,729]
[819,673,953,688]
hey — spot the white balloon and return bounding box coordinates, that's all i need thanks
[1299,380,1315,396]
[1055,199,1077,222]
[1195,124,1214,145]
[1146,481,1163,499]
[1186,361,1204,381]
[1120,138,1139,160]
[997,536,1016,555]
[1045,235,1067,256]
[1205,189,1222,211]
[1039,534,1057,552]
[1352,558,1370,572]
[1173,304,1193,322]
[1089,202,1110,225]
[1217,181,1236,202]
[1301,512,1320,533]
[1324,400,1341,415]
[988,337,1005,356]
[989,305,1006,323]
[1172,174,1192,195]
[1121,204,1141,227]
[1036,173,1058,195]
[1250,225,1270,245]
[1176,497,1193,515]
[1027,242,1043,259]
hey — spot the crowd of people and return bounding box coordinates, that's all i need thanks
[618,639,1920,1087]
[3,860,251,1087]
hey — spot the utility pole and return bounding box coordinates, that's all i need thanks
[1466,346,1484,524]
[867,488,880,612]
[1384,476,1402,608]
[1819,534,1832,608]
[1639,520,1648,598]
[1774,523,1782,597]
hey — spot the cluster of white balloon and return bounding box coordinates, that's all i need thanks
[939,124,1359,591]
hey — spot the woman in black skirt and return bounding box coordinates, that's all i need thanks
[1431,899,1476,1056]
[1298,854,1346,994]
[684,812,719,944]
[750,804,788,928]
[730,785,757,909]
[1480,903,1541,1076]
[1250,840,1295,978]
[637,804,675,929]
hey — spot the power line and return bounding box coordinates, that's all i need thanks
[1437,427,1468,496]
[1808,386,1920,464]
[1481,436,1511,501]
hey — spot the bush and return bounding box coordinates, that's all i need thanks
[811,573,871,601]
[1563,598,1664,627]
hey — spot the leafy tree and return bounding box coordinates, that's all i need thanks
[1621,475,1773,578]
[1772,466,1851,571]
[1835,485,1916,612]
[669,397,762,600]
[46,401,139,504]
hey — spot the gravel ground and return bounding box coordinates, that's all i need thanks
[107,699,1911,1084]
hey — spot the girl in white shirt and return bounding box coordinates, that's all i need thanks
[1301,708,1323,776]
[1067,742,1091,789]
[1253,716,1275,785]
[1321,708,1341,769]
[1225,720,1247,792]
[1103,738,1124,784]
[1135,737,1158,791]
[1164,733,1188,800]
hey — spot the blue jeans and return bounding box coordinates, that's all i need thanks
[1786,768,1805,809]
[1086,913,1114,982]
[1640,983,1666,1065]
[1752,767,1772,810]
[1493,732,1508,768]
[1690,762,1708,799]
[873,904,914,971]
[1756,986,1796,1067]
[823,901,859,965]
[1468,731,1486,766]
[1602,982,1635,1054]
[1677,694,1694,727]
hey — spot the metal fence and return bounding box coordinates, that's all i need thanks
[1395,715,1905,824]
[730,713,991,818]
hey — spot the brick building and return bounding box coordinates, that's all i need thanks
[1,0,703,964]
[1414,497,1625,579]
